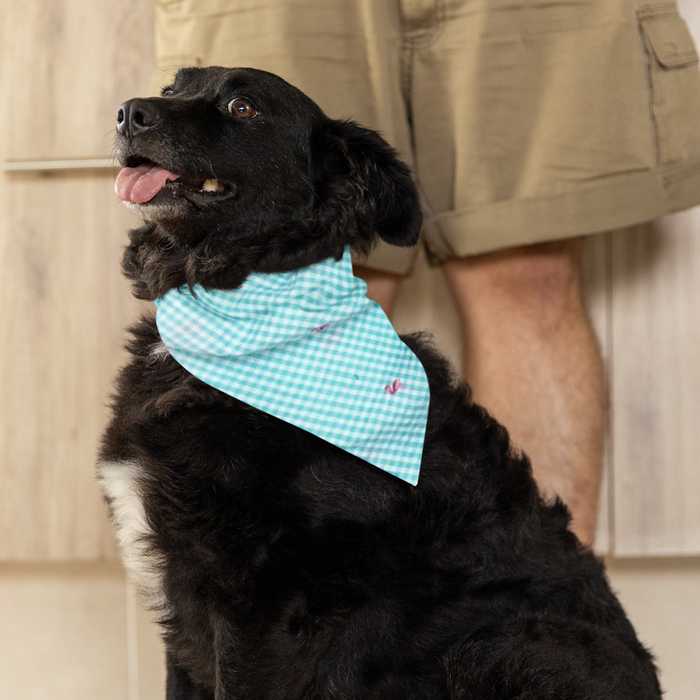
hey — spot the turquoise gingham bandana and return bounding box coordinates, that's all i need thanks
[153,247,430,485]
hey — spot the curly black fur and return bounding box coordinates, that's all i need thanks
[100,67,661,699]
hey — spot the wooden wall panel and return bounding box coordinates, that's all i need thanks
[0,174,146,560]
[580,233,612,553]
[597,0,700,556]
[1,0,699,563]
[0,563,129,700]
[610,216,700,555]
[2,0,157,161]
[0,0,155,560]
[679,0,699,47]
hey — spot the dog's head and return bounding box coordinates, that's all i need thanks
[114,67,422,299]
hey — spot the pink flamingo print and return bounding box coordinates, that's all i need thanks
[384,379,405,395]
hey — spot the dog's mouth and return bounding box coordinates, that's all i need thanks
[115,157,235,206]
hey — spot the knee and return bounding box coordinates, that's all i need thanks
[445,239,586,326]
[353,264,403,316]
[490,240,582,308]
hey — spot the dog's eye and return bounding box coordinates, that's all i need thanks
[228,98,257,119]
[162,87,174,97]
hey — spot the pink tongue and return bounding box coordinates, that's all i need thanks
[115,163,181,203]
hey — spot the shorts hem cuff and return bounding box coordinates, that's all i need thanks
[423,163,700,260]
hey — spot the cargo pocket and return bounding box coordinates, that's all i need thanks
[638,5,700,166]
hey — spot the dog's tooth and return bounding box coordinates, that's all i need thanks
[202,179,224,192]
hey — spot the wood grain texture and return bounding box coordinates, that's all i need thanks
[0,173,149,560]
[610,216,700,555]
[393,250,463,371]
[580,233,611,554]
[128,581,167,700]
[679,0,700,46]
[2,0,157,161]
[0,0,155,560]
[584,0,700,556]
[2,0,699,563]
[0,563,129,700]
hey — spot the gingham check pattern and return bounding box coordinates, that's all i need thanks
[154,247,429,485]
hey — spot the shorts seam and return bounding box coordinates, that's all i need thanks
[400,42,414,124]
[637,4,684,21]
[401,0,447,52]
[638,16,664,166]
[662,156,700,187]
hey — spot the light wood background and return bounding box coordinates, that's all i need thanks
[1,1,700,698]
[0,0,153,560]
[1,0,700,561]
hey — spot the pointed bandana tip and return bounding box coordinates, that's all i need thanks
[154,247,430,485]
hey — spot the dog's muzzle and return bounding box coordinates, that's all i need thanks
[117,99,160,139]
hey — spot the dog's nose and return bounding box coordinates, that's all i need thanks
[116,99,160,137]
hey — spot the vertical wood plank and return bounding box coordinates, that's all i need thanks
[0,0,155,560]
[580,233,612,554]
[678,0,699,46]
[127,582,167,700]
[0,174,149,559]
[0,563,129,700]
[2,0,157,160]
[605,0,700,555]
[611,216,700,555]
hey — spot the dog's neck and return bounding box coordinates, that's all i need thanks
[122,221,353,301]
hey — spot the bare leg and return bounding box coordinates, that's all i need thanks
[353,265,403,316]
[442,239,606,544]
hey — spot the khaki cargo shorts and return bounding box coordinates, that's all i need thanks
[155,0,700,274]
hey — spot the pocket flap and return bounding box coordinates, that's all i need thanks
[639,10,699,68]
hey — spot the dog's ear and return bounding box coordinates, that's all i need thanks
[311,120,422,250]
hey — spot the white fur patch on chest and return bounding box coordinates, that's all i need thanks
[148,340,170,363]
[98,460,168,616]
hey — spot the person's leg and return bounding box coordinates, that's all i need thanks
[353,265,403,316]
[442,239,606,544]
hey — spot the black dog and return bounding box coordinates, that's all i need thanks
[100,67,661,699]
